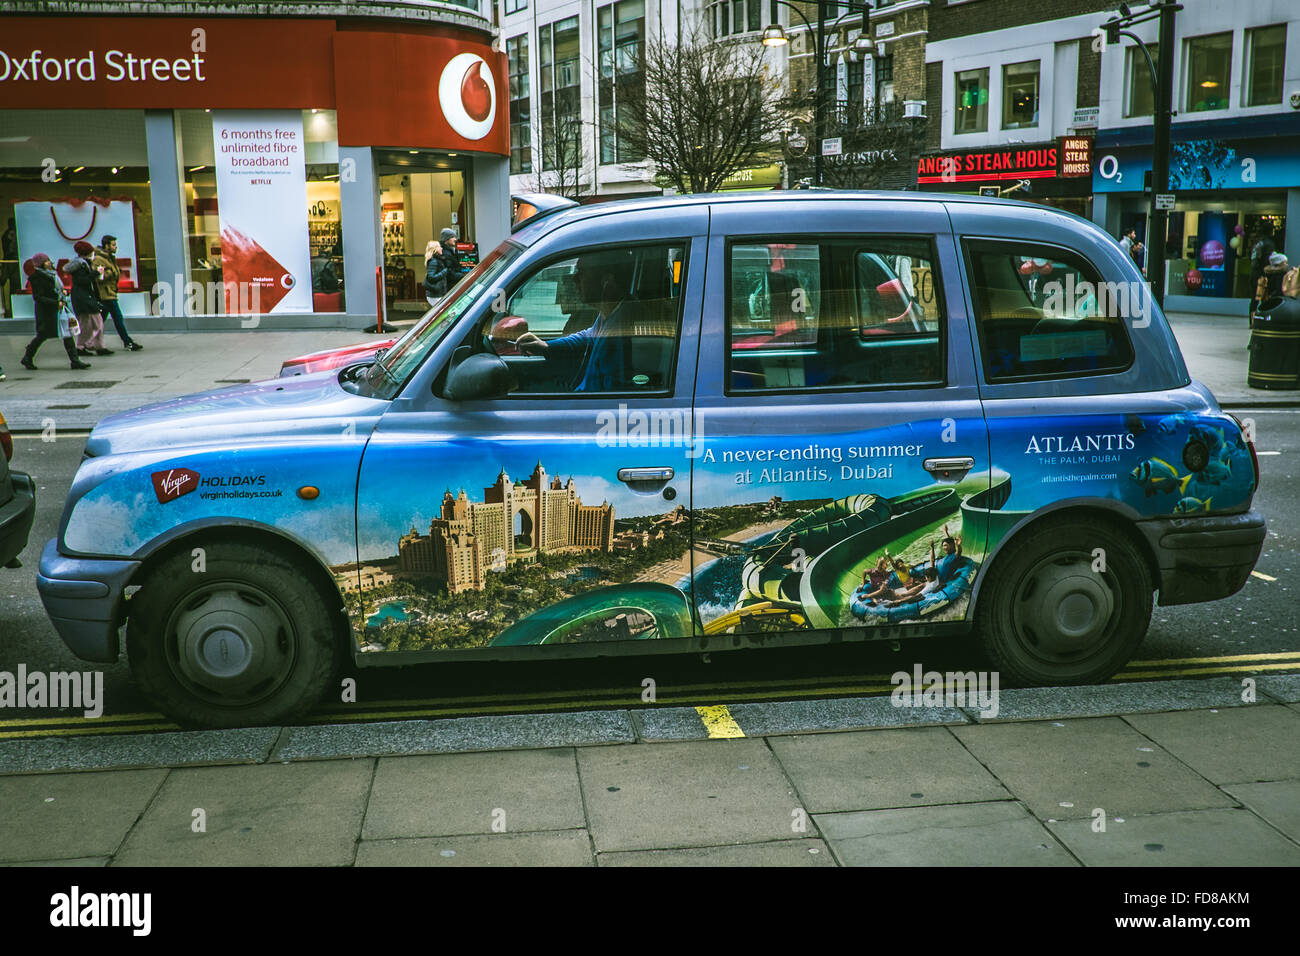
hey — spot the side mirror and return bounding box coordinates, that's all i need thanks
[444,352,514,401]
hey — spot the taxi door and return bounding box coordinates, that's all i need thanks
[688,198,993,640]
[351,209,706,655]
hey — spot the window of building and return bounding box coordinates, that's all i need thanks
[507,35,532,175]
[598,0,646,165]
[0,109,155,323]
[954,68,989,133]
[1185,32,1232,113]
[489,241,688,395]
[1125,43,1157,117]
[540,17,583,176]
[503,0,527,13]
[1245,24,1286,107]
[1002,60,1039,129]
[727,237,944,393]
[965,239,1134,383]
[710,0,761,37]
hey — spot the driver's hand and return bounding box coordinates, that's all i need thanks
[514,331,547,353]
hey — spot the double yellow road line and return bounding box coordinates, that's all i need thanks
[1,650,1297,741]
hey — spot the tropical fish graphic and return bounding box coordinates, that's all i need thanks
[1130,457,1190,497]
[1174,496,1212,513]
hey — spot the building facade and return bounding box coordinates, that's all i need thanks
[0,1,512,331]
[1092,0,1299,312]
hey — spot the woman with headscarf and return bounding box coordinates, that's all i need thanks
[19,254,91,371]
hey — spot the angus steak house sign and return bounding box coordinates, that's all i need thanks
[917,145,1061,184]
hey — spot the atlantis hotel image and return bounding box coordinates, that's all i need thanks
[396,462,615,593]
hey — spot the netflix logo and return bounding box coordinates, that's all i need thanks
[151,467,200,504]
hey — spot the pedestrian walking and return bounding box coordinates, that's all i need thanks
[1,217,17,319]
[19,254,91,371]
[65,240,111,356]
[1119,225,1144,269]
[439,228,464,288]
[423,239,448,302]
[1248,227,1276,317]
[92,234,141,351]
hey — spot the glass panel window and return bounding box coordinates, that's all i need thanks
[489,242,687,395]
[709,0,760,36]
[1125,44,1157,117]
[507,35,532,174]
[966,240,1135,383]
[0,109,154,323]
[1001,60,1039,129]
[727,237,944,393]
[1185,32,1232,113]
[178,108,341,316]
[540,16,582,174]
[504,0,527,12]
[597,0,645,165]
[1245,24,1286,107]
[954,68,989,133]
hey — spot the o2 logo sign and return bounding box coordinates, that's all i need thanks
[439,53,496,140]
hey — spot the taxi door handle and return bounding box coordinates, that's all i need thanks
[618,467,675,483]
[923,457,974,476]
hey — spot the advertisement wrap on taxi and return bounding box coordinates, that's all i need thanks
[38,193,1265,728]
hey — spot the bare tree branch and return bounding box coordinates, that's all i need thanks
[617,30,785,194]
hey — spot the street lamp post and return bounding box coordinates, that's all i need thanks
[1103,1,1182,309]
[762,0,875,187]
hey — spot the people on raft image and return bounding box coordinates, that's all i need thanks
[852,524,978,613]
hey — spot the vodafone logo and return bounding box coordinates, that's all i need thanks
[439,53,496,141]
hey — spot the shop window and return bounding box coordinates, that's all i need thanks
[1185,32,1232,113]
[965,239,1134,383]
[178,108,341,316]
[1001,61,1039,129]
[954,68,989,134]
[1244,25,1286,107]
[507,35,532,175]
[598,0,646,165]
[727,237,944,393]
[0,109,154,322]
[1125,43,1158,117]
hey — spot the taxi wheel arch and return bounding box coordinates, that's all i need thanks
[973,512,1155,686]
[126,533,347,728]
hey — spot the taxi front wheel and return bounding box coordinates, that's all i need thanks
[975,519,1153,686]
[126,541,341,728]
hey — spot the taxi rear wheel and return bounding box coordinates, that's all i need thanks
[975,519,1152,685]
[126,541,340,728]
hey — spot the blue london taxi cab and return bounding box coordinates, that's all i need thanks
[37,192,1267,727]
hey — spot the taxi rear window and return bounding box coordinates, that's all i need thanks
[964,238,1135,383]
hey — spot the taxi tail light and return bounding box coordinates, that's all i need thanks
[1228,413,1260,490]
[0,414,12,462]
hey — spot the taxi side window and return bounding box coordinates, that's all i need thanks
[965,239,1136,382]
[727,237,944,392]
[488,242,687,395]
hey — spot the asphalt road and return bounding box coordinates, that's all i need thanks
[1,406,1296,730]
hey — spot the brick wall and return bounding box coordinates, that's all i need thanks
[1076,35,1100,108]
[924,59,943,151]
[929,0,1113,42]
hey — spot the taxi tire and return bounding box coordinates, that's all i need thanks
[975,519,1152,686]
[126,541,340,728]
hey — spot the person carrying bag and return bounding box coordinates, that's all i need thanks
[19,254,91,371]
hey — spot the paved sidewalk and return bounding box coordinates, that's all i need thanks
[1,675,1297,866]
[0,328,394,430]
[1167,311,1300,407]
